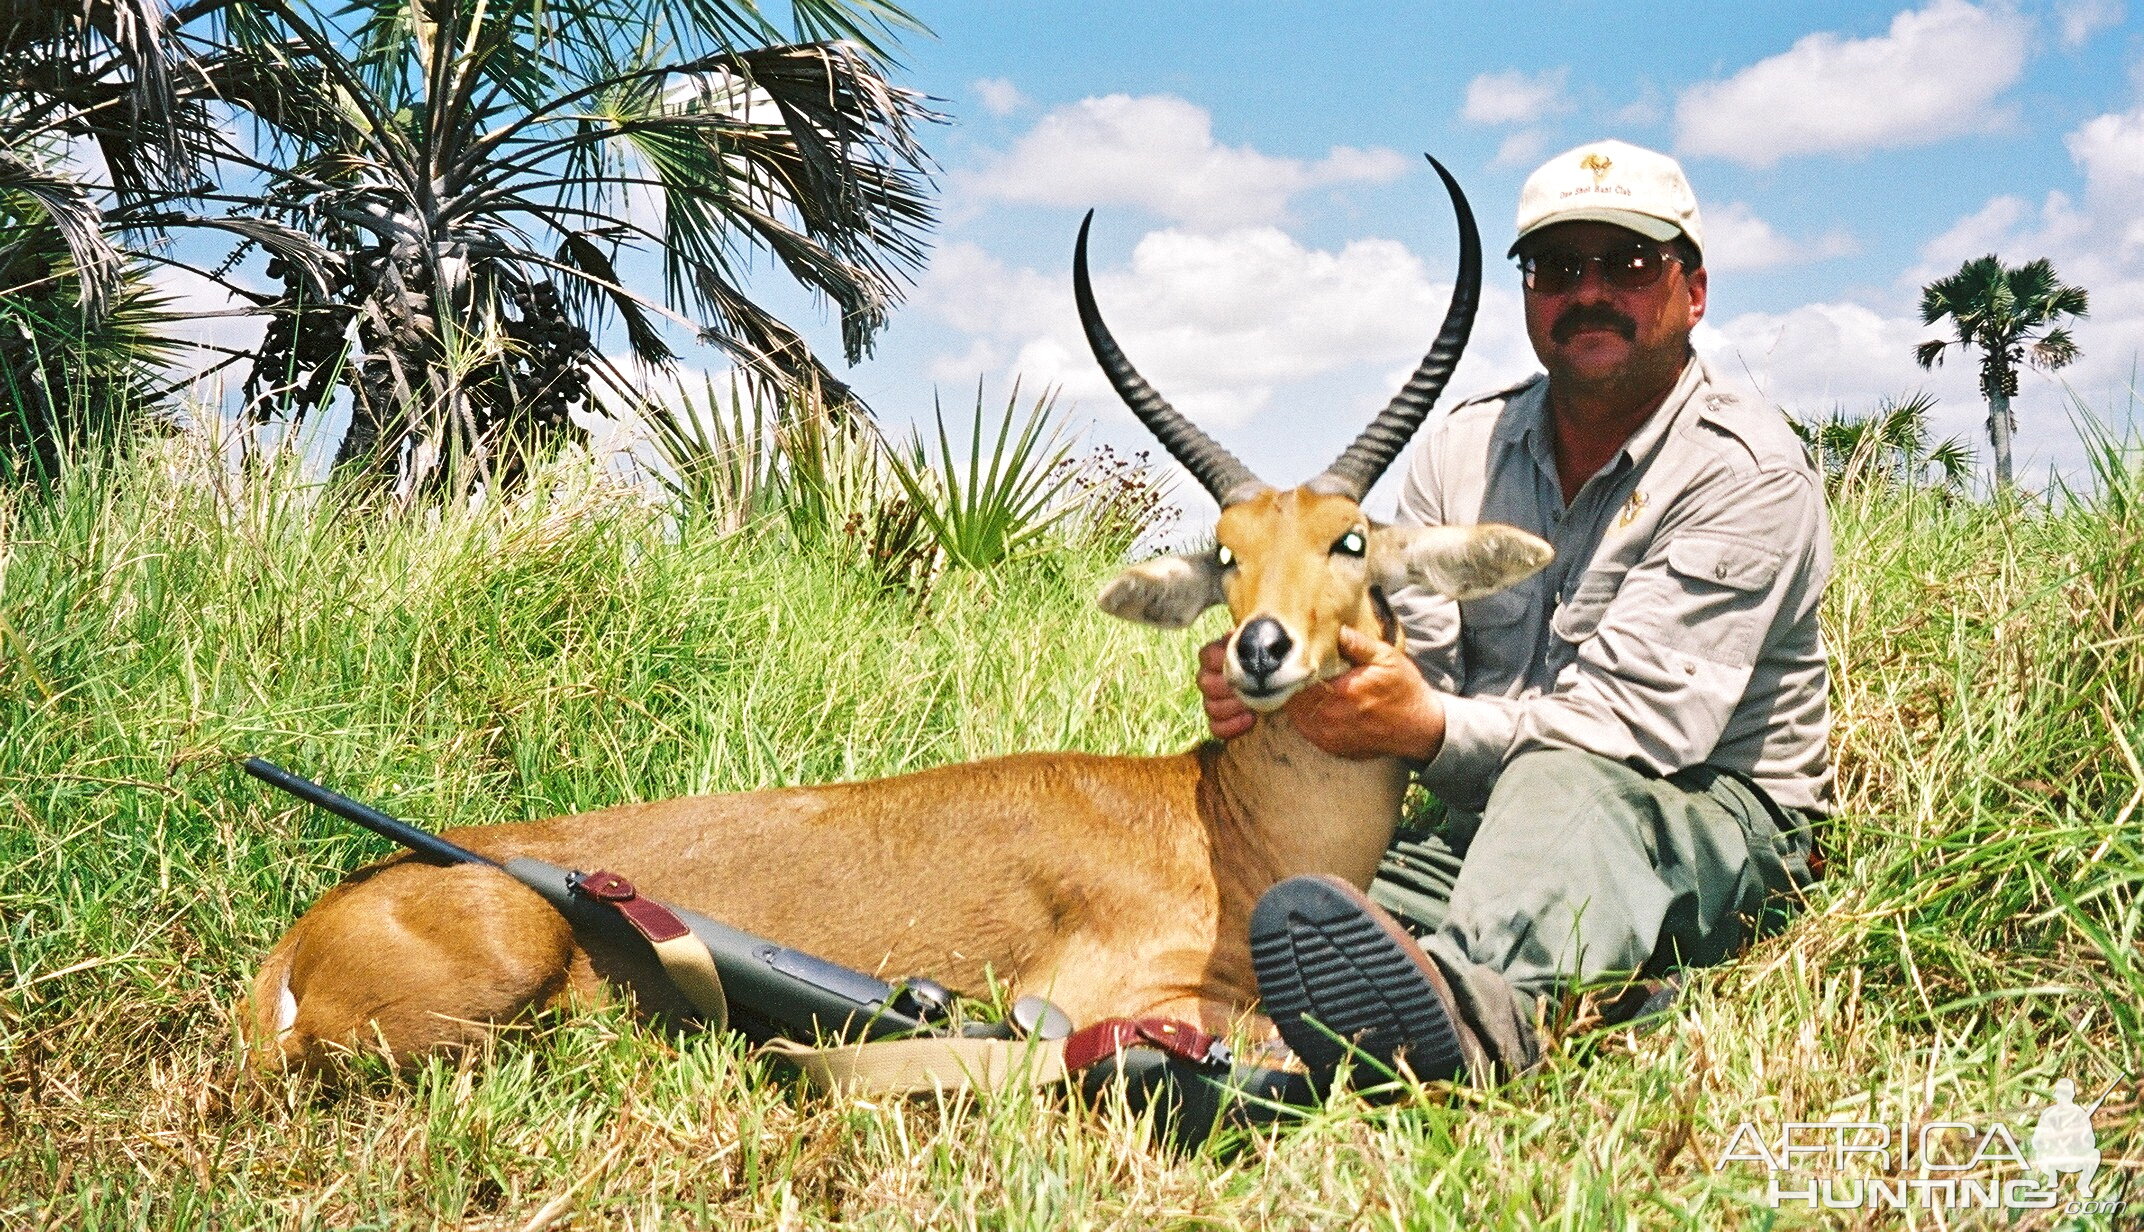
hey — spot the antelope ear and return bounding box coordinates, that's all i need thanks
[1370,524,1553,600]
[1098,552,1226,628]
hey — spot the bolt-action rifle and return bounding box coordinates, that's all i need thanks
[242,758,1300,1146]
[241,757,1074,1047]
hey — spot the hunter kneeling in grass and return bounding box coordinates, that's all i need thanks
[1215,140,1831,1088]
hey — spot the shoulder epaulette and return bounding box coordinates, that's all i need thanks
[1693,386,1811,472]
[1448,373,1543,412]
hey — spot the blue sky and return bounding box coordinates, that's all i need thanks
[746,0,2144,512]
[146,1,2143,509]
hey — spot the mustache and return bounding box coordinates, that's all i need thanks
[1551,306,1637,343]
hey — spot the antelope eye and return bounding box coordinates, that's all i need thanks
[1215,545,1236,568]
[1333,530,1366,557]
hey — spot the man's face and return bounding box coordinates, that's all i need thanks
[1518,221,1708,397]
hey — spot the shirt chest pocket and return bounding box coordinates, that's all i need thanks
[1667,535,1783,592]
[1547,534,1784,667]
[1661,534,1786,665]
[1458,585,1533,685]
[1550,566,1627,645]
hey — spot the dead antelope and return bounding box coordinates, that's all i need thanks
[245,159,1550,1071]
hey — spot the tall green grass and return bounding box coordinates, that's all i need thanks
[0,424,2138,1228]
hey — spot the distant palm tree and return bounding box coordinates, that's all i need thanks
[166,0,937,491]
[1915,254,2089,489]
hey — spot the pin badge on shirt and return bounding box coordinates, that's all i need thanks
[1614,490,1647,529]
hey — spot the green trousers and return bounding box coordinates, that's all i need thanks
[1368,748,1820,1071]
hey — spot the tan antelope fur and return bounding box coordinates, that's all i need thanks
[244,158,1549,1072]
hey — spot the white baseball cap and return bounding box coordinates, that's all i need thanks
[1509,139,1704,258]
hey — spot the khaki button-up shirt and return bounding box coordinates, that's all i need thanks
[1389,356,1834,818]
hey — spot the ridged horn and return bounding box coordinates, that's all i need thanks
[1073,211,1269,507]
[1314,155,1482,501]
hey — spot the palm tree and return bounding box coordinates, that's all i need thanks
[5,0,936,492]
[1790,391,1972,496]
[158,0,936,492]
[1915,254,2089,488]
[0,1,199,482]
[0,181,183,485]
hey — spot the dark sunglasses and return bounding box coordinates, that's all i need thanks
[1517,245,1681,294]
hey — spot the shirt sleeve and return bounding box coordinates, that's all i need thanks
[1417,465,1826,811]
[1386,435,1464,694]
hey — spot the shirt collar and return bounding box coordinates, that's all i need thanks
[1496,354,1706,480]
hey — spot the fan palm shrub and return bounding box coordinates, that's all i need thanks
[881,386,1080,572]
[0,1,200,484]
[643,375,943,597]
[0,172,184,489]
[1791,391,1973,497]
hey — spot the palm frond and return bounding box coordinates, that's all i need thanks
[2038,280,2090,322]
[1924,435,1974,490]
[145,211,340,298]
[0,0,206,202]
[2030,328,2080,371]
[0,152,123,316]
[555,228,675,365]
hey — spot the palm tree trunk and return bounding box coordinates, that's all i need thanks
[1987,389,2014,489]
[335,357,398,474]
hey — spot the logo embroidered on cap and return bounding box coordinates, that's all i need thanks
[1581,152,1613,185]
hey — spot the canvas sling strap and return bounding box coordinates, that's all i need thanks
[570,869,730,1035]
[563,868,1228,1100]
[764,1016,1231,1097]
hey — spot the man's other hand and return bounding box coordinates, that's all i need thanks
[1285,627,1446,763]
[1197,637,1256,740]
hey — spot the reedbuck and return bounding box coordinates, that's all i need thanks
[246,160,1549,1070]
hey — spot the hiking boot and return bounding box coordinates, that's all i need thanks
[1250,874,1483,1088]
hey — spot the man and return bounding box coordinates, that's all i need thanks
[1205,139,1832,1085]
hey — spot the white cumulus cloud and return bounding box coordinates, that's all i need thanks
[1703,202,1858,272]
[973,77,1028,117]
[2066,105,2144,204]
[1462,69,1570,126]
[956,94,1409,230]
[1493,129,1550,169]
[1905,194,2031,285]
[2055,0,2124,47]
[1674,0,2031,168]
[912,227,1536,437]
[1698,302,1974,413]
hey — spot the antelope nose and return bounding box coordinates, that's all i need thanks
[1235,618,1292,681]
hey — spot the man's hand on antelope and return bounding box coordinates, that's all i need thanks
[1199,628,1447,763]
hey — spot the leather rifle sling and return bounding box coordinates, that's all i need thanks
[572,870,728,1034]
[556,868,1229,1100]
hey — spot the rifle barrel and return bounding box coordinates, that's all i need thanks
[242,757,504,870]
